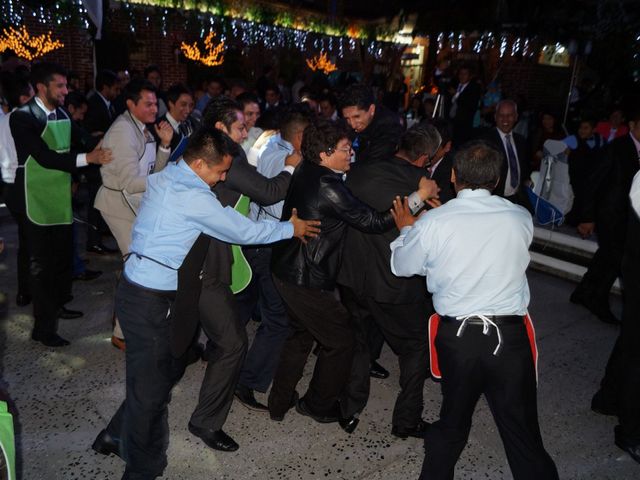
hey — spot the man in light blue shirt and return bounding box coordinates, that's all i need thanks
[390,141,558,480]
[236,110,311,411]
[92,126,319,479]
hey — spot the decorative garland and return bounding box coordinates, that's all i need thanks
[0,25,64,61]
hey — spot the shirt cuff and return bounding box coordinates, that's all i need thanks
[407,191,424,215]
[282,220,295,238]
[400,226,413,235]
[282,165,295,175]
[76,153,88,167]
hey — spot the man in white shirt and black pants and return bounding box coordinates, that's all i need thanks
[390,141,558,479]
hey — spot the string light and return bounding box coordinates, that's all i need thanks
[306,51,337,74]
[0,25,64,61]
[180,31,225,67]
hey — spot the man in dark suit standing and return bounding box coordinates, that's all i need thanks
[339,83,404,378]
[153,83,196,162]
[572,112,640,325]
[337,124,441,438]
[8,62,112,346]
[449,66,481,145]
[481,99,532,210]
[83,69,120,255]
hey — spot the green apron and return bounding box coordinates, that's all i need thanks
[24,118,72,226]
[0,401,15,480]
[230,194,253,294]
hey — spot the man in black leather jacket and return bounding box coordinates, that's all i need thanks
[267,120,436,429]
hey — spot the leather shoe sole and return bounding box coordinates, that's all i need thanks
[370,361,390,379]
[391,420,431,439]
[295,398,338,424]
[58,307,83,319]
[615,438,640,464]
[31,332,70,347]
[339,415,359,434]
[235,386,268,412]
[92,429,122,459]
[188,422,239,452]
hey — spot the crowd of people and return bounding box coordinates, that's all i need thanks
[0,57,639,480]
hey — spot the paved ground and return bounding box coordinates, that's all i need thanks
[1,213,639,480]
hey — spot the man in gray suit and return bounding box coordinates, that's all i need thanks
[94,78,174,349]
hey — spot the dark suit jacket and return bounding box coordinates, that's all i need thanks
[481,127,531,200]
[337,156,429,304]
[582,135,639,248]
[452,81,481,144]
[353,104,403,165]
[430,153,456,204]
[84,92,114,136]
[9,97,85,214]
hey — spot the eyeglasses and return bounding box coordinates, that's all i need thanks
[327,145,353,155]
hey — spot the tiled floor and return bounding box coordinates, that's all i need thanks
[0,216,638,479]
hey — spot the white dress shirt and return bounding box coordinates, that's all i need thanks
[390,188,533,317]
[0,110,17,183]
[497,128,519,197]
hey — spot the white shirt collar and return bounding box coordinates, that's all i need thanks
[166,112,180,131]
[128,110,148,132]
[34,96,56,117]
[457,188,492,199]
[97,91,111,108]
[496,127,513,141]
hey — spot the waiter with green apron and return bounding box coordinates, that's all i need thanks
[8,62,112,347]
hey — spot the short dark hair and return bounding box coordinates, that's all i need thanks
[280,108,311,143]
[201,95,242,131]
[183,125,235,165]
[398,124,442,162]
[95,69,118,91]
[235,92,260,108]
[4,76,32,109]
[124,78,156,104]
[64,91,87,109]
[319,93,337,108]
[429,118,452,145]
[166,83,193,106]
[628,109,640,124]
[30,62,67,90]
[264,82,280,96]
[452,141,502,191]
[144,64,161,78]
[339,84,374,111]
[301,119,349,165]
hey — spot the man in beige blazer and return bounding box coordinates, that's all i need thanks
[95,78,174,349]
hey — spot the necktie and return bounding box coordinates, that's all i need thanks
[108,103,115,119]
[143,127,154,143]
[505,134,519,189]
[47,112,56,121]
[179,122,190,137]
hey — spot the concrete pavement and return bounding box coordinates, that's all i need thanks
[0,216,638,479]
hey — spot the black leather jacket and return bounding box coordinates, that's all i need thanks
[271,160,394,290]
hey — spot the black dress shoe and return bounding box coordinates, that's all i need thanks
[16,293,32,306]
[615,437,640,464]
[295,398,338,424]
[31,331,70,347]
[391,420,431,439]
[339,415,360,434]
[370,361,390,379]
[188,422,239,452]
[73,269,103,281]
[235,384,268,412]
[591,389,618,416]
[58,307,83,319]
[92,429,122,459]
[86,244,119,255]
[269,391,299,421]
[570,290,620,325]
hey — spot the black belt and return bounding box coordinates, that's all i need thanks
[440,315,523,325]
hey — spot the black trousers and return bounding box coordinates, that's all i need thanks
[420,319,558,480]
[190,278,247,431]
[4,191,30,298]
[268,276,355,418]
[340,286,430,427]
[23,221,72,336]
[105,278,184,480]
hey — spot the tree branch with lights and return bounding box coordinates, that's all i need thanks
[180,31,225,67]
[0,25,64,61]
[306,52,337,74]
